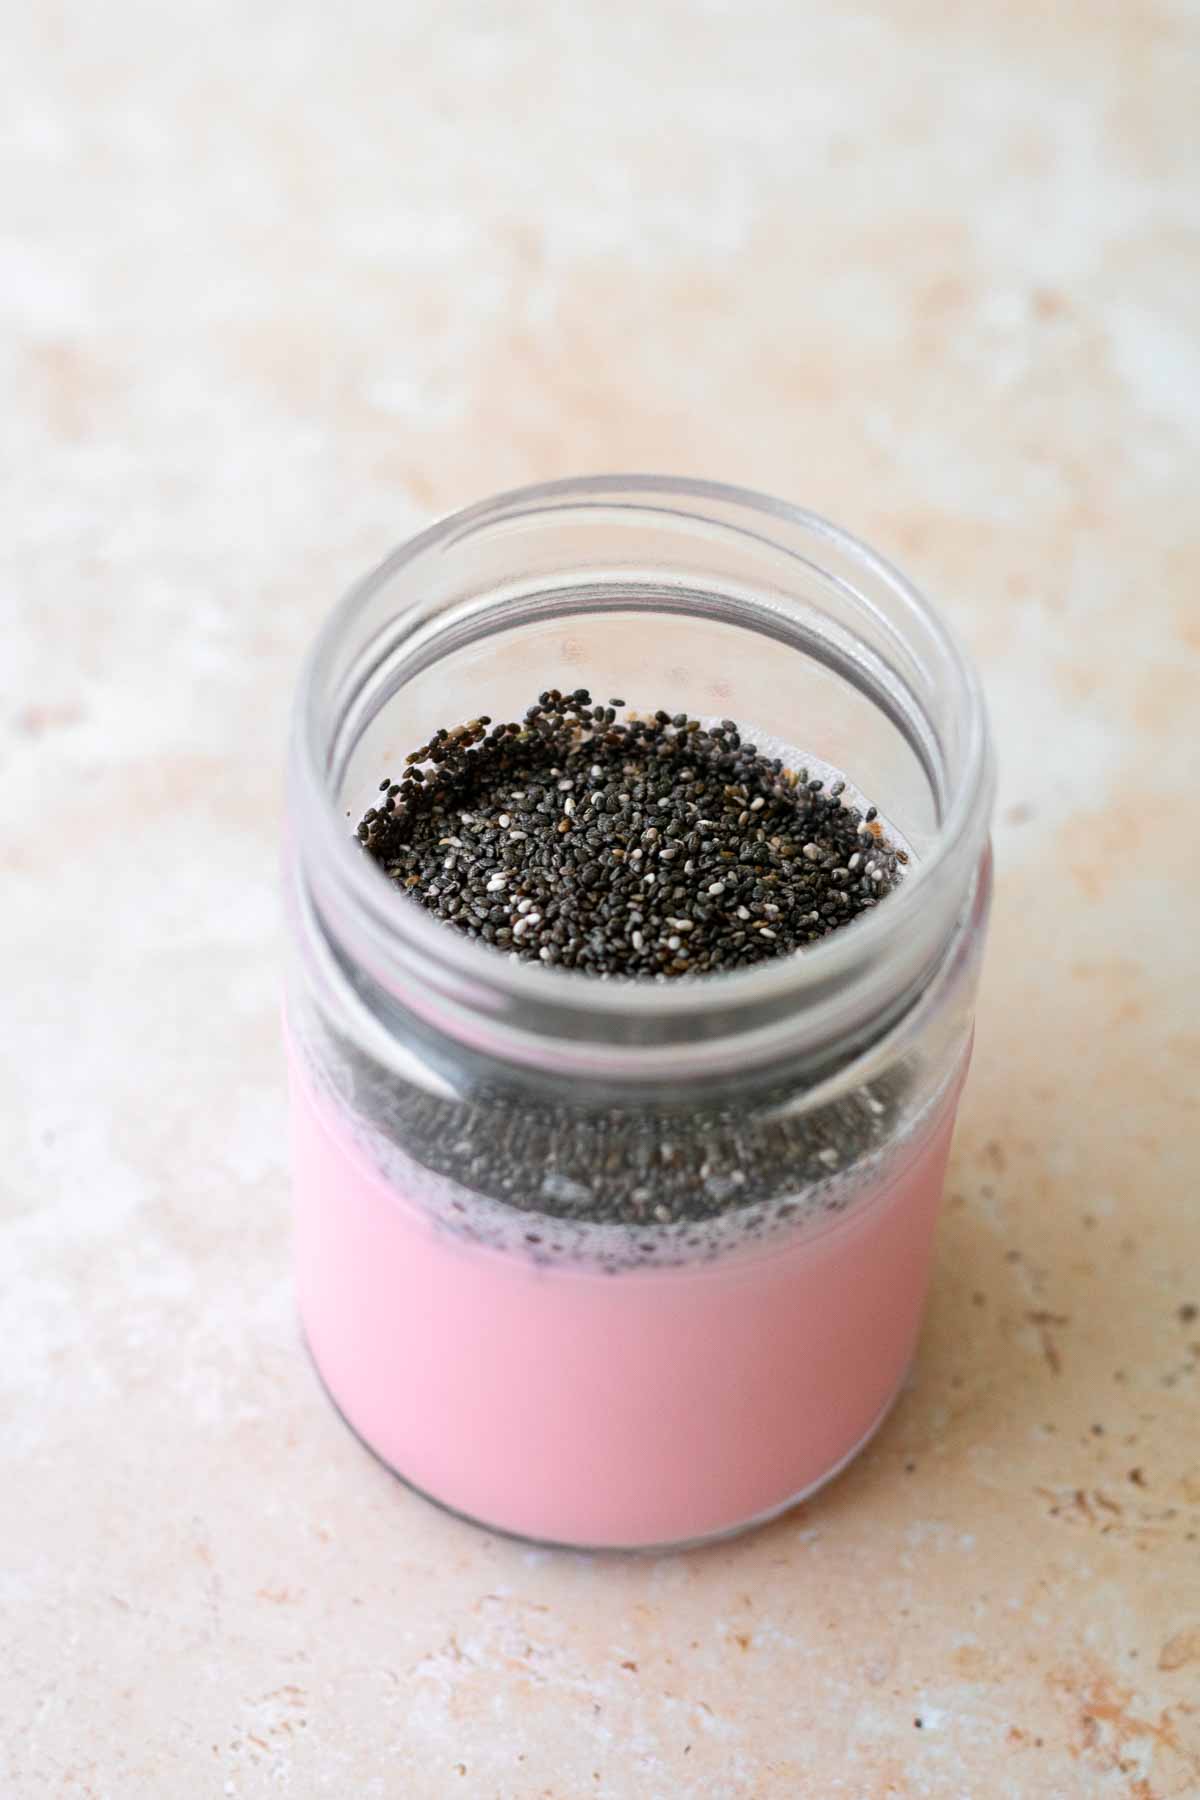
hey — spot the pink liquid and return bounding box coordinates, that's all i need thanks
[291,1053,960,1548]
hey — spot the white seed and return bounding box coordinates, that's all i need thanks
[759,927,777,939]
[707,881,726,896]
[498,814,511,828]
[817,1147,840,1168]
[750,796,765,811]
[631,930,644,950]
[802,843,822,863]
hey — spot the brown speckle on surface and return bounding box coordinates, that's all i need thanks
[1026,1310,1070,1376]
[982,1139,1008,1174]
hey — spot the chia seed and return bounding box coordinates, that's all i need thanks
[308,1013,929,1270]
[315,687,922,1263]
[358,689,902,978]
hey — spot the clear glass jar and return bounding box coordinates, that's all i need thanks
[285,476,994,1550]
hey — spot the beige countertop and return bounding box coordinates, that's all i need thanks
[3,3,1198,1795]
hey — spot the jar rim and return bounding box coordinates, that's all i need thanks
[291,474,993,1077]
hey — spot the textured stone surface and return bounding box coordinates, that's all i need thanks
[3,3,1199,1795]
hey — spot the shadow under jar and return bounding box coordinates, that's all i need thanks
[285,476,994,1550]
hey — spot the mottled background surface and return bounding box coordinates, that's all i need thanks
[3,3,1199,1796]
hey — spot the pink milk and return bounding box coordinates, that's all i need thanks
[290,1052,959,1548]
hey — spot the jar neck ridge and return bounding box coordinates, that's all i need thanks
[290,476,994,1093]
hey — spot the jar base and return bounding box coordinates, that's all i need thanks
[302,1328,909,1554]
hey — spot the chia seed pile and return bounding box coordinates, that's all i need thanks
[319,687,928,1266]
[357,688,905,975]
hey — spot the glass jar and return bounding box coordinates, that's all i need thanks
[285,476,994,1550]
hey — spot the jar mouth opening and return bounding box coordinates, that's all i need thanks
[293,475,993,1057]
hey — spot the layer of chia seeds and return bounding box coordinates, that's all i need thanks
[357,689,906,977]
[324,686,921,1261]
[299,1018,947,1273]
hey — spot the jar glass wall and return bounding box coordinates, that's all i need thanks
[285,476,994,1549]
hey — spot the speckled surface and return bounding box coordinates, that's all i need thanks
[3,4,1199,1796]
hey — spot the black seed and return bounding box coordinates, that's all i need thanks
[357,695,902,984]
